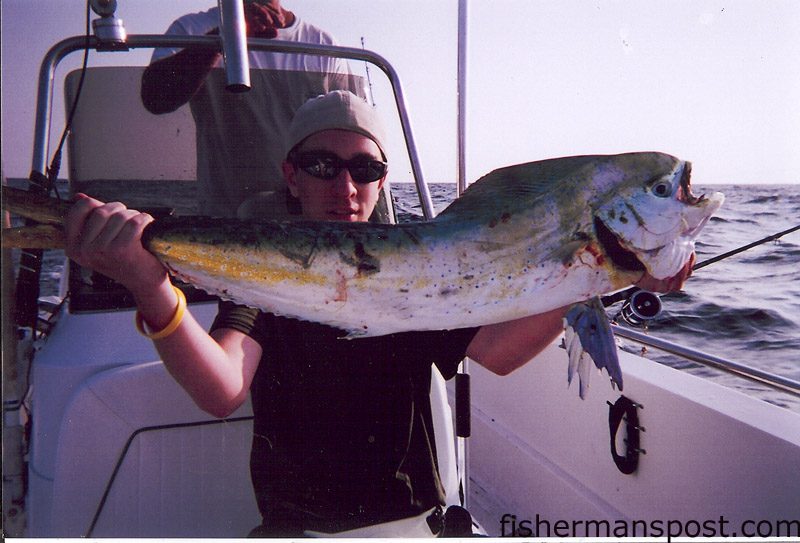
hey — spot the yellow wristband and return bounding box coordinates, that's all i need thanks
[135,285,187,340]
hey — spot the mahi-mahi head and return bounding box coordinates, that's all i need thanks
[144,152,723,396]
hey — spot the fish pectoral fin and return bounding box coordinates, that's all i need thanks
[564,325,578,384]
[563,320,593,399]
[563,296,623,399]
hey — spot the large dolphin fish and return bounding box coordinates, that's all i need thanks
[2,152,724,397]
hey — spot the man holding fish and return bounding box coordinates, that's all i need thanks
[62,91,699,536]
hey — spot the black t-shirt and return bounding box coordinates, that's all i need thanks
[211,302,479,532]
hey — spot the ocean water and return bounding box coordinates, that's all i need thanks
[12,180,800,411]
[392,182,800,411]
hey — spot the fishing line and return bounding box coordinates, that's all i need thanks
[602,222,800,309]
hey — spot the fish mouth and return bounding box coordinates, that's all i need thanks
[594,216,646,272]
[677,161,705,206]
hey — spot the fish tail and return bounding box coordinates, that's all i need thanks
[2,224,65,249]
[2,185,69,248]
[2,185,70,226]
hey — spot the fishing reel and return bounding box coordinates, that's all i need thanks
[618,289,662,327]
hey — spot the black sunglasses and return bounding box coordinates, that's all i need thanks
[292,151,387,184]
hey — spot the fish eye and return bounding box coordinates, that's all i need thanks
[651,180,673,198]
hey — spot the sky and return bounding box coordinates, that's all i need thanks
[1,0,798,185]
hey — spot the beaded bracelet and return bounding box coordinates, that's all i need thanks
[135,285,187,340]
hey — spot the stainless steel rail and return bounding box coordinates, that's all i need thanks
[31,34,436,219]
[613,324,800,397]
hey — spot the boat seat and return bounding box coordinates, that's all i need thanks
[40,359,259,537]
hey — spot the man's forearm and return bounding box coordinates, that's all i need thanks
[140,46,221,114]
[133,277,257,419]
[467,306,569,376]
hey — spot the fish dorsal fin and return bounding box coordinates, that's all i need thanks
[436,155,602,221]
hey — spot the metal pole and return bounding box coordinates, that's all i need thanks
[612,325,800,397]
[217,0,251,92]
[457,0,469,198]
[456,0,471,512]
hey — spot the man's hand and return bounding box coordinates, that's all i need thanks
[65,194,168,295]
[635,253,696,293]
[245,2,289,38]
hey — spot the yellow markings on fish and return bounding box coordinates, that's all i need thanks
[149,239,328,287]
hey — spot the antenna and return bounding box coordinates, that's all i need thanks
[360,37,376,106]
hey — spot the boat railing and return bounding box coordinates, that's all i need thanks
[612,324,800,397]
[31,34,436,219]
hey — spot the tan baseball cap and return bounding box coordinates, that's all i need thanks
[284,90,387,159]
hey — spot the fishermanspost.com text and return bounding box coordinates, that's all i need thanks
[499,513,799,540]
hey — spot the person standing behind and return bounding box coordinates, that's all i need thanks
[141,1,364,218]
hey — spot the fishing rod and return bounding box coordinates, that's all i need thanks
[603,223,800,324]
[691,223,800,271]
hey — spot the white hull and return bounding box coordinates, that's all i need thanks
[464,343,800,537]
